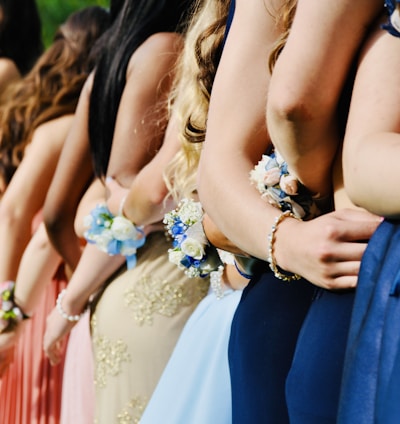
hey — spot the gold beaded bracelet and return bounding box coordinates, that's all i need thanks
[267,210,302,282]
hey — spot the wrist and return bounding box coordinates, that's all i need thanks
[0,281,30,333]
[61,289,88,316]
[267,211,302,281]
[56,289,88,322]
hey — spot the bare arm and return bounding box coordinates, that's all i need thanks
[266,0,383,196]
[14,223,62,316]
[343,21,400,218]
[106,32,183,188]
[43,77,94,271]
[198,0,381,289]
[0,115,73,281]
[106,113,180,225]
[199,0,283,260]
[43,242,125,365]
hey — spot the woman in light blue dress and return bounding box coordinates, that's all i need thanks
[140,284,242,423]
[140,0,248,422]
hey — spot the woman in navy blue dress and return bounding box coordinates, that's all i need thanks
[199,0,382,422]
[337,2,400,423]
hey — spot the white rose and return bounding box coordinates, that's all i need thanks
[180,237,205,260]
[168,249,185,266]
[92,229,114,253]
[111,216,138,241]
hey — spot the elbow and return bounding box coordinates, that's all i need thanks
[0,201,22,228]
[267,85,315,128]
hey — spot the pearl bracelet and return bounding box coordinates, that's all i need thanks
[267,211,302,282]
[210,265,225,300]
[56,289,86,322]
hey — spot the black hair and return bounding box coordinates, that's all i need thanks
[89,0,195,178]
[0,0,43,75]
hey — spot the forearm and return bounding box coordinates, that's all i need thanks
[14,223,62,316]
[0,216,33,281]
[44,213,83,271]
[266,105,338,197]
[199,147,282,260]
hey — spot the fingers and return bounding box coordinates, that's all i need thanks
[333,209,382,241]
[43,339,63,366]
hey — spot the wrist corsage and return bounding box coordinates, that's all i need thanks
[250,149,319,220]
[83,204,146,269]
[163,198,223,278]
[0,281,30,333]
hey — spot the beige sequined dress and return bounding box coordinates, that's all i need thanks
[91,231,209,424]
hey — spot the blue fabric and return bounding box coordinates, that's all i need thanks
[140,288,242,424]
[286,288,355,423]
[228,268,315,423]
[338,220,400,423]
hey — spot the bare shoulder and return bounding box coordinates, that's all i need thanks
[127,32,183,77]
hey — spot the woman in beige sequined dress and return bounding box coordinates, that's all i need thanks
[42,0,208,422]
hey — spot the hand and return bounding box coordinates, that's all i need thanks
[43,307,76,366]
[105,177,129,217]
[275,208,382,290]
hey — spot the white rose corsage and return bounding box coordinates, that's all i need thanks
[163,198,223,278]
[250,149,319,220]
[83,204,146,269]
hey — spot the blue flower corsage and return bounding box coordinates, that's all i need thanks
[250,150,319,220]
[163,198,223,278]
[83,204,146,269]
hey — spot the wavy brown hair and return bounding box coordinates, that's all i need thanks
[0,6,110,184]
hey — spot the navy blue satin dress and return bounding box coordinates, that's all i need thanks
[338,220,400,423]
[286,288,355,423]
[228,266,315,423]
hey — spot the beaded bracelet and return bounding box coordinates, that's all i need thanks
[267,211,302,282]
[210,265,225,300]
[56,289,86,322]
[0,281,30,333]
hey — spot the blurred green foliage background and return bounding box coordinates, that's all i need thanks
[37,0,109,47]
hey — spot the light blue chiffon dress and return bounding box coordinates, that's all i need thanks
[139,285,242,424]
